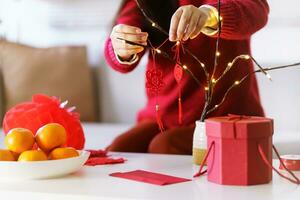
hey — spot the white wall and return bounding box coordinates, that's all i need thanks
[0,0,299,132]
[0,0,122,65]
[252,0,300,132]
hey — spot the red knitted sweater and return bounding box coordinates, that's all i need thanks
[104,0,269,128]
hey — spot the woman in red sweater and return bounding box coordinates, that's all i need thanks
[105,0,269,154]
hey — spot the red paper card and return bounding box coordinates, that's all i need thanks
[110,170,191,186]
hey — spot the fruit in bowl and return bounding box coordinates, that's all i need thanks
[0,149,16,161]
[18,150,48,162]
[0,102,88,179]
[1,123,79,162]
[36,123,67,152]
[5,128,35,154]
[49,147,79,160]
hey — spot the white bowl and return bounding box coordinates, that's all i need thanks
[0,150,90,180]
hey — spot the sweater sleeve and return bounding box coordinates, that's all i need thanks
[104,0,146,73]
[204,0,269,40]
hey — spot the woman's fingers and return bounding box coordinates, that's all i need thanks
[116,49,144,58]
[190,15,207,39]
[112,38,144,55]
[113,24,142,34]
[169,8,183,41]
[112,32,148,44]
[113,39,144,50]
[111,24,148,60]
[176,7,193,41]
[169,5,210,41]
[182,12,200,41]
[111,24,148,46]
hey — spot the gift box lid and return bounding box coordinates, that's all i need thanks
[205,115,274,139]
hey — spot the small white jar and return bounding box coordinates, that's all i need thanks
[192,121,207,165]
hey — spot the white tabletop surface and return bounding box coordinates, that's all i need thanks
[0,152,300,200]
[0,123,300,200]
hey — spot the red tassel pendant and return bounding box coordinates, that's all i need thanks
[146,44,166,133]
[172,42,184,125]
[174,64,183,125]
[178,97,182,125]
[155,104,165,132]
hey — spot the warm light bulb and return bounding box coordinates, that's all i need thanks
[234,80,240,85]
[216,52,221,57]
[204,87,209,91]
[266,73,272,81]
[155,104,159,110]
[215,105,219,108]
[155,49,161,54]
[152,22,156,27]
[212,78,216,84]
[244,55,250,59]
[176,41,180,46]
[227,62,232,67]
[201,63,205,68]
[241,55,250,60]
[182,65,188,70]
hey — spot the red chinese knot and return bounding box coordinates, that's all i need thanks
[146,68,165,96]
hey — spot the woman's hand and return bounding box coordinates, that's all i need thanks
[110,24,148,61]
[169,5,213,41]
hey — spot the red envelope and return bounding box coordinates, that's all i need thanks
[86,149,108,158]
[110,170,191,186]
[84,149,126,166]
[85,157,126,166]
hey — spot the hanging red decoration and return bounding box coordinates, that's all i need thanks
[145,45,166,132]
[174,64,183,82]
[172,42,184,125]
[146,68,165,96]
[2,94,85,149]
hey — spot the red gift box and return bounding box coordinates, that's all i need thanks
[205,115,274,185]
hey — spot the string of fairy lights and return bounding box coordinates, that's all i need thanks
[117,0,300,121]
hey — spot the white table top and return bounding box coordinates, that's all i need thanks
[1,123,300,200]
[0,152,300,200]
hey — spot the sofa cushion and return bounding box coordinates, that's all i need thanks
[0,40,97,122]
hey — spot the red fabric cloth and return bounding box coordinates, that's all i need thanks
[85,149,126,166]
[2,94,85,149]
[104,0,269,129]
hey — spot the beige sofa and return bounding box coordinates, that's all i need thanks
[0,40,98,122]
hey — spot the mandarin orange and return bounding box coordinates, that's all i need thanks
[5,128,35,154]
[18,150,47,162]
[0,149,16,161]
[48,147,79,160]
[35,123,67,152]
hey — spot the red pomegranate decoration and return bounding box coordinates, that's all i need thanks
[2,94,85,149]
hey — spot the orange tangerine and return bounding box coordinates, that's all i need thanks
[11,151,20,160]
[5,128,35,154]
[35,123,67,152]
[18,150,47,162]
[48,147,79,160]
[0,149,16,161]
